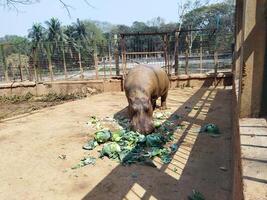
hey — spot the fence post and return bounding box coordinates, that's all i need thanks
[200,34,203,74]
[94,53,99,80]
[108,41,112,76]
[114,34,120,76]
[163,34,168,74]
[120,34,126,78]
[109,55,112,77]
[46,45,54,82]
[185,50,189,75]
[185,34,189,75]
[48,58,53,82]
[214,50,218,77]
[103,57,106,79]
[18,52,23,81]
[78,50,84,80]
[114,49,119,76]
[174,31,179,75]
[33,48,39,82]
[0,44,9,82]
[62,46,68,80]
[10,63,15,81]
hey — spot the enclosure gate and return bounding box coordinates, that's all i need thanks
[118,28,225,78]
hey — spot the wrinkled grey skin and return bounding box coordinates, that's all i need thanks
[124,65,169,135]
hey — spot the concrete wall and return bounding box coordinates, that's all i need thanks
[0,79,122,96]
[261,34,267,116]
[0,74,232,97]
[232,0,267,199]
[169,72,233,88]
[236,0,267,117]
[231,78,244,200]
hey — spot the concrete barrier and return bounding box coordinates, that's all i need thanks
[0,72,232,97]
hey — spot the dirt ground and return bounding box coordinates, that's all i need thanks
[0,101,61,120]
[0,93,88,120]
[0,85,233,200]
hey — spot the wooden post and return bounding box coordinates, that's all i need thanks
[33,48,39,82]
[46,44,54,82]
[62,46,68,79]
[0,44,9,82]
[185,34,189,75]
[78,50,84,80]
[114,49,119,76]
[108,41,112,76]
[120,35,126,78]
[185,50,189,75]
[109,55,112,77]
[94,53,99,80]
[214,50,218,75]
[10,63,15,81]
[163,34,168,73]
[200,34,203,73]
[18,52,23,81]
[24,61,31,81]
[174,31,179,75]
[103,57,106,79]
[114,34,120,76]
[48,57,53,82]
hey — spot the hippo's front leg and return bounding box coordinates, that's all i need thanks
[160,92,168,110]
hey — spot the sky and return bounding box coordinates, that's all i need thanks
[0,0,223,37]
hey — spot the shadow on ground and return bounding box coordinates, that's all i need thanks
[82,79,232,200]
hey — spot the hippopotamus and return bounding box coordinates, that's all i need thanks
[124,65,170,135]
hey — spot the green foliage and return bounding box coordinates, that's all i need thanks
[0,1,234,74]
[39,92,85,102]
[94,130,111,143]
[188,190,205,200]
[0,35,30,57]
[182,2,234,52]
[0,92,33,103]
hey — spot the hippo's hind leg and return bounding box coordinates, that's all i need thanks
[160,92,168,110]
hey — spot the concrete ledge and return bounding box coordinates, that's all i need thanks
[240,118,267,200]
[170,72,232,80]
[0,81,36,89]
[0,79,122,96]
[0,72,232,97]
[169,72,233,88]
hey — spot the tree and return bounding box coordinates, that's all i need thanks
[45,17,69,78]
[28,23,45,80]
[45,18,62,47]
[28,23,45,49]
[83,20,107,52]
[182,2,234,52]
[2,0,94,16]
[146,17,165,28]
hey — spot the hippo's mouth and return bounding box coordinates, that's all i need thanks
[131,117,154,135]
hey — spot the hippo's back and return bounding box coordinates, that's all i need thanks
[124,65,169,97]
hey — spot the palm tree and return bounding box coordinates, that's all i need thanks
[45,17,69,79]
[72,18,88,44]
[71,19,90,79]
[28,23,45,81]
[28,23,44,48]
[45,17,61,48]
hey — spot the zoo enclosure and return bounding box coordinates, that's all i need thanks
[0,29,233,83]
[120,28,232,76]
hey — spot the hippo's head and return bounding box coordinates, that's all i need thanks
[128,97,154,135]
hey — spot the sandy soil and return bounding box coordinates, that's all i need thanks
[0,86,232,200]
[0,101,61,120]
